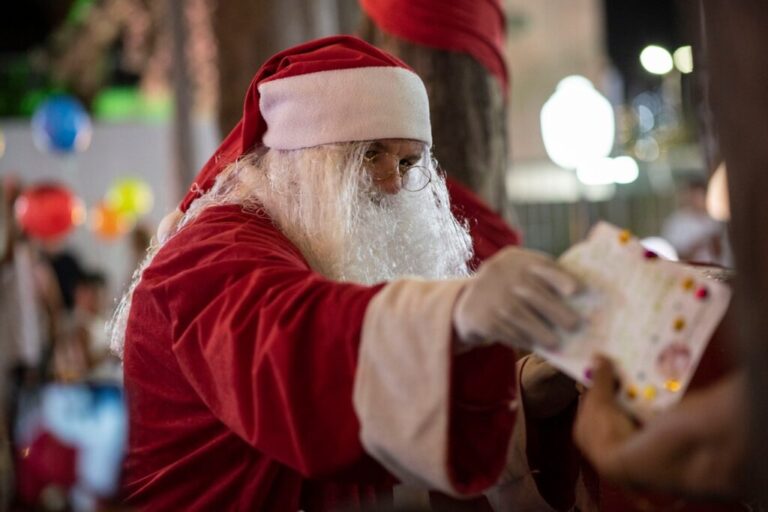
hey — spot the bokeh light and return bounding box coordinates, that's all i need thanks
[541,76,616,170]
[640,45,674,75]
[106,178,154,217]
[612,156,640,184]
[673,46,694,74]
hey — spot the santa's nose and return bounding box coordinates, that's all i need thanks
[375,173,403,195]
[368,156,404,194]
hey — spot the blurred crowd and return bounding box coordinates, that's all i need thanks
[0,176,148,511]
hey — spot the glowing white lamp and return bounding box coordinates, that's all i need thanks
[540,76,616,170]
[640,45,674,75]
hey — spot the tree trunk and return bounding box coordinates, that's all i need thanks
[168,0,196,203]
[211,0,359,136]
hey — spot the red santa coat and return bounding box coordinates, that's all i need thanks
[121,199,522,511]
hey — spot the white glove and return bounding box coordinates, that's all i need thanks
[453,247,581,351]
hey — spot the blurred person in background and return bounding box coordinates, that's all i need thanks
[0,182,46,387]
[54,271,121,384]
[0,177,65,511]
[662,176,726,265]
[43,246,85,314]
[0,176,61,410]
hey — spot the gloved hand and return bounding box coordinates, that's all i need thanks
[453,246,581,351]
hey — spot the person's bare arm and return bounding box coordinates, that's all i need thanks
[574,356,746,499]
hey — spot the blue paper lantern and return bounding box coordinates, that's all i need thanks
[32,96,93,154]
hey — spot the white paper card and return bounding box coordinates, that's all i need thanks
[535,222,732,418]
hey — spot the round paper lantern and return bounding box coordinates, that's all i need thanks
[106,178,153,217]
[31,96,93,154]
[91,202,132,240]
[14,184,85,241]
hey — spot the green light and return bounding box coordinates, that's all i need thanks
[93,87,141,120]
[66,0,96,26]
[93,87,172,122]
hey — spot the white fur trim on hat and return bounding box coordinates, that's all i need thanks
[259,66,432,149]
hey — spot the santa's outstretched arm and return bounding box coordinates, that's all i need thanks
[162,209,518,496]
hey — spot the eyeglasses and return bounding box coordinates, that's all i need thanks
[362,151,432,192]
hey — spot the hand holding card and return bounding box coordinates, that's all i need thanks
[535,222,732,419]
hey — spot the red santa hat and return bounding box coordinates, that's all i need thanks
[180,35,431,212]
[359,0,509,95]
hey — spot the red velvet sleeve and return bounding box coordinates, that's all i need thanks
[146,206,385,478]
[448,344,518,494]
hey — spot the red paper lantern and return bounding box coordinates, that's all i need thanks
[14,184,84,241]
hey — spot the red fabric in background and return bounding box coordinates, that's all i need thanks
[359,0,509,94]
[16,432,77,506]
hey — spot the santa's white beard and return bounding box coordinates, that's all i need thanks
[109,142,473,356]
[240,142,474,283]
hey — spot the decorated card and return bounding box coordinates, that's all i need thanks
[535,222,732,419]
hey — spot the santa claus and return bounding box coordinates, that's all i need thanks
[109,36,581,511]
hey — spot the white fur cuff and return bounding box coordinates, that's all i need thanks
[353,278,468,495]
